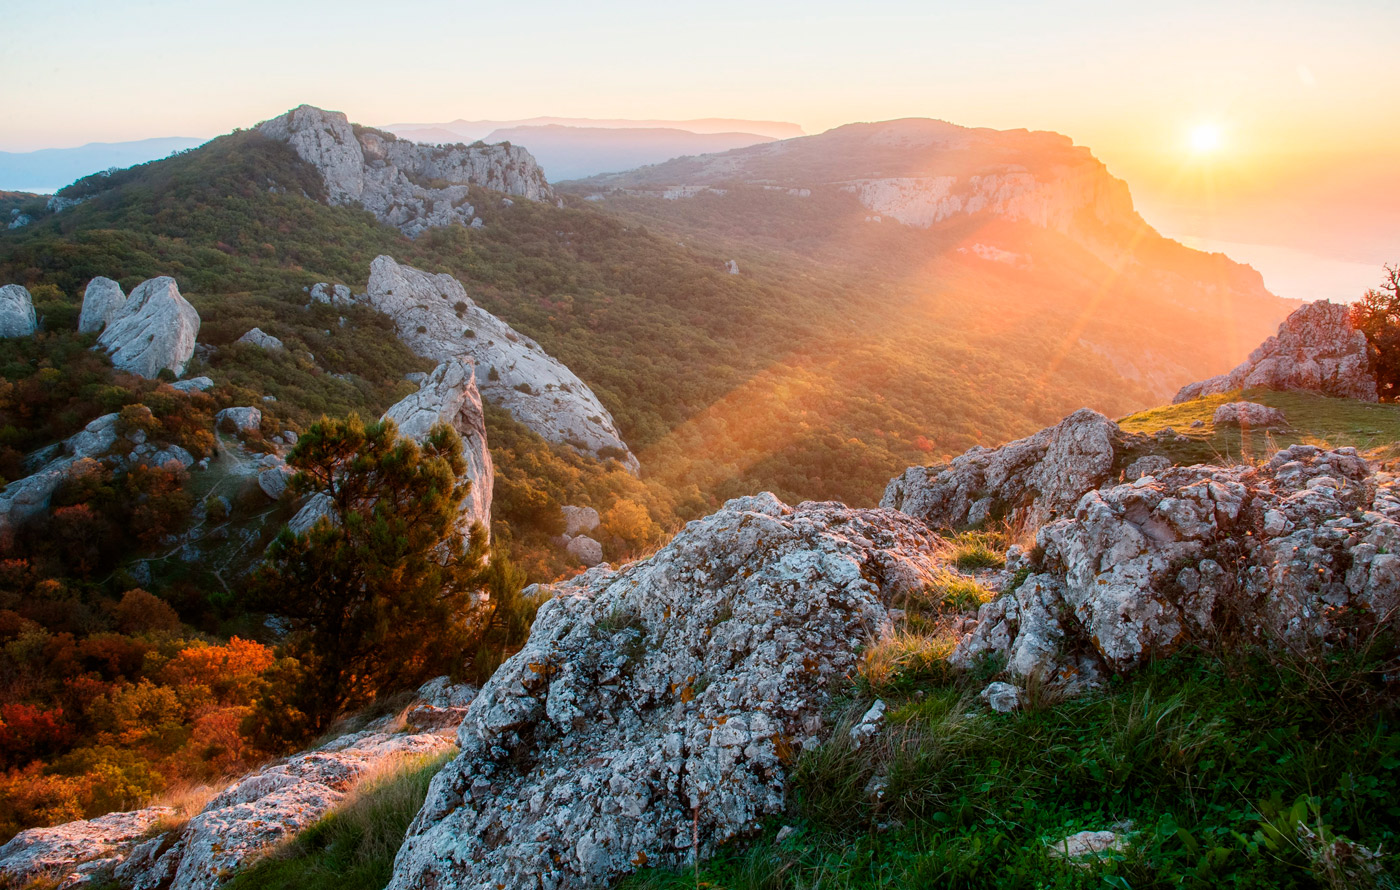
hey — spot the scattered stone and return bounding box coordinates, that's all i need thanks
[565,534,604,566]
[237,327,285,350]
[1212,400,1287,428]
[1047,827,1131,863]
[1174,300,1377,403]
[980,681,1021,713]
[725,259,740,274]
[387,494,942,890]
[96,277,200,379]
[562,504,601,536]
[0,284,37,338]
[170,376,214,393]
[310,282,354,306]
[849,700,887,746]
[215,406,262,434]
[78,276,127,334]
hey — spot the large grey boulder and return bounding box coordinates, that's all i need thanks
[952,444,1398,687]
[258,105,553,238]
[79,277,127,333]
[0,284,37,337]
[236,327,284,350]
[215,406,262,434]
[359,256,638,470]
[565,534,604,566]
[1212,400,1287,428]
[96,277,200,379]
[882,408,1128,531]
[381,358,494,538]
[387,494,942,890]
[1174,300,1377,403]
[562,504,601,536]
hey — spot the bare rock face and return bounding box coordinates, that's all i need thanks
[1212,401,1287,428]
[0,727,456,890]
[387,494,942,890]
[258,105,553,238]
[1174,300,1377,403]
[0,284,37,337]
[381,358,494,538]
[359,256,637,470]
[236,327,284,350]
[952,444,1397,686]
[96,277,200,379]
[79,276,127,333]
[881,408,1129,531]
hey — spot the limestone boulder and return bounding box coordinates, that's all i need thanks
[381,358,494,539]
[882,408,1129,531]
[96,277,200,379]
[387,494,942,890]
[215,406,262,434]
[952,443,1398,687]
[1212,400,1287,428]
[359,256,637,470]
[0,284,37,337]
[79,276,127,333]
[236,327,284,350]
[562,504,601,536]
[1174,300,1377,403]
[170,376,214,393]
[565,534,604,566]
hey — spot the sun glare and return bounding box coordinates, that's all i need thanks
[1189,123,1223,154]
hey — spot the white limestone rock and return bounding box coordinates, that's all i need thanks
[565,534,604,566]
[310,282,354,306]
[1174,301,1377,403]
[358,256,637,470]
[79,276,127,333]
[381,358,494,539]
[96,277,200,379]
[562,504,601,536]
[1212,401,1287,428]
[980,681,1022,713]
[170,376,214,393]
[256,453,293,499]
[237,327,284,350]
[951,443,1397,688]
[287,493,336,535]
[882,408,1128,532]
[258,105,553,238]
[0,284,37,338]
[215,406,262,434]
[0,414,121,540]
[0,807,175,886]
[387,494,942,890]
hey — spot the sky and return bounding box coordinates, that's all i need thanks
[4,0,1397,299]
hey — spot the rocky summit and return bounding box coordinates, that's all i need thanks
[1174,299,1377,403]
[350,255,637,469]
[386,494,943,890]
[258,105,553,237]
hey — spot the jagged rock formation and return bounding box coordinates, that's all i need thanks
[347,256,637,470]
[387,494,942,890]
[96,277,200,379]
[881,408,1130,531]
[1212,401,1287,428]
[0,284,37,337]
[1174,301,1377,403]
[0,679,472,890]
[950,443,1399,687]
[381,358,494,538]
[258,105,553,238]
[79,277,127,333]
[236,327,284,350]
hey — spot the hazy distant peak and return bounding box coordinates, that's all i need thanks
[380,117,806,144]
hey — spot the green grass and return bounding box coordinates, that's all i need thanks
[620,649,1400,889]
[947,528,1010,571]
[1120,387,1400,466]
[224,751,453,890]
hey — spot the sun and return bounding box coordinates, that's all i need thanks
[1189,123,1223,154]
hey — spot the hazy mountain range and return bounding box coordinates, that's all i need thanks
[0,137,207,193]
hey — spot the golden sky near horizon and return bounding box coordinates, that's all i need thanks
[5,0,1398,294]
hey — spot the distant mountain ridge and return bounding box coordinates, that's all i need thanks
[480,125,778,181]
[0,137,207,193]
[382,116,805,144]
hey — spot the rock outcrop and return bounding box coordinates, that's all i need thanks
[1174,300,1377,403]
[1212,401,1287,428]
[96,277,200,379]
[951,444,1400,687]
[258,105,553,238]
[0,722,460,890]
[881,408,1131,531]
[0,284,37,337]
[565,534,604,566]
[0,414,119,540]
[236,327,284,350]
[351,256,637,469]
[387,494,942,890]
[79,277,127,334]
[215,406,262,434]
[381,358,494,538]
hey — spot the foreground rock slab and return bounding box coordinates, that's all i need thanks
[388,494,942,890]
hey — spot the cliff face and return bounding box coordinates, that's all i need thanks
[258,105,554,237]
